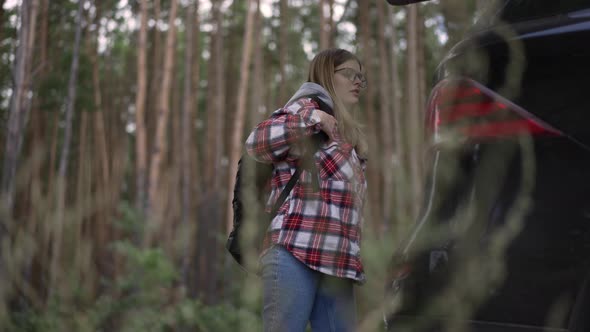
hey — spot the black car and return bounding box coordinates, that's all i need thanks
[383,1,590,331]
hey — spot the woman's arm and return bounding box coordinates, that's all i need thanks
[245,98,324,163]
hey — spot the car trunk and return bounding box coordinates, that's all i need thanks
[386,8,590,331]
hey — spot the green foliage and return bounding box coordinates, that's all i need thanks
[176,299,261,332]
[4,201,262,332]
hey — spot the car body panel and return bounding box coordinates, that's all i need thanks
[384,1,590,331]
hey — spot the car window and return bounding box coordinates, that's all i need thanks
[499,0,590,23]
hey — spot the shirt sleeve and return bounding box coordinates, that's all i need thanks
[246,98,322,163]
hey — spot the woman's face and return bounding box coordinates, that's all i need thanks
[333,59,364,108]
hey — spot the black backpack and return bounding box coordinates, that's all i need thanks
[226,95,332,272]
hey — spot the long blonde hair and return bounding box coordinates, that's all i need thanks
[307,48,367,157]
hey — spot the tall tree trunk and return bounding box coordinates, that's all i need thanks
[226,0,257,234]
[278,0,288,104]
[405,4,423,221]
[199,0,225,303]
[203,2,224,191]
[251,0,264,126]
[358,0,381,232]
[1,0,38,312]
[75,110,89,252]
[12,0,39,223]
[25,0,47,304]
[190,4,201,192]
[89,0,112,296]
[180,0,198,286]
[33,4,48,263]
[376,0,393,234]
[92,43,109,186]
[45,111,59,244]
[389,7,408,235]
[135,0,149,215]
[166,79,182,250]
[149,0,162,141]
[146,0,178,244]
[28,0,48,167]
[30,0,48,199]
[329,0,335,47]
[319,0,328,50]
[39,0,48,69]
[209,0,227,303]
[1,0,37,215]
[0,0,6,42]
[417,7,427,112]
[187,0,202,298]
[50,0,84,296]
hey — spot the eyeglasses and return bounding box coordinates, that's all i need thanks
[335,68,367,89]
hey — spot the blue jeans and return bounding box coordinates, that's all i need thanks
[261,245,357,332]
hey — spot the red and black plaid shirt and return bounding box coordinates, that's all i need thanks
[245,97,367,283]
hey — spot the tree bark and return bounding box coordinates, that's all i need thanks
[0,0,6,42]
[50,0,84,296]
[1,0,39,311]
[417,7,427,112]
[376,0,393,234]
[148,0,163,154]
[405,4,423,221]
[186,0,202,298]
[359,0,382,232]
[92,54,109,186]
[180,0,198,287]
[208,0,227,304]
[190,2,202,194]
[200,0,225,303]
[75,110,89,248]
[89,0,113,295]
[226,0,257,234]
[319,0,328,50]
[204,1,225,189]
[329,0,335,47]
[24,0,47,304]
[0,0,6,34]
[30,0,49,196]
[251,0,264,126]
[1,0,38,214]
[135,0,149,215]
[146,0,178,244]
[389,7,408,234]
[39,0,48,69]
[278,0,288,104]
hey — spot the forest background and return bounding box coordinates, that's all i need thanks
[0,0,487,330]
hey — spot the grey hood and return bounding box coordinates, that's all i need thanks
[285,82,334,110]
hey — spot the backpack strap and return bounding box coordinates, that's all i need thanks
[308,94,334,116]
[270,167,302,218]
[306,94,332,192]
[270,94,329,209]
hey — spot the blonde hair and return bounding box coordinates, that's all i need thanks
[307,48,367,157]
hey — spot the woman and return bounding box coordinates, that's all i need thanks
[245,48,368,332]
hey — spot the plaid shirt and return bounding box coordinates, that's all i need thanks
[245,97,367,283]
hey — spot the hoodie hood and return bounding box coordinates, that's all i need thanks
[285,82,334,110]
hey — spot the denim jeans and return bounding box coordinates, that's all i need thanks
[261,245,357,332]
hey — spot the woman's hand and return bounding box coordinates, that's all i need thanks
[317,110,338,142]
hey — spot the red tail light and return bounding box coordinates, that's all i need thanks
[426,79,562,142]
